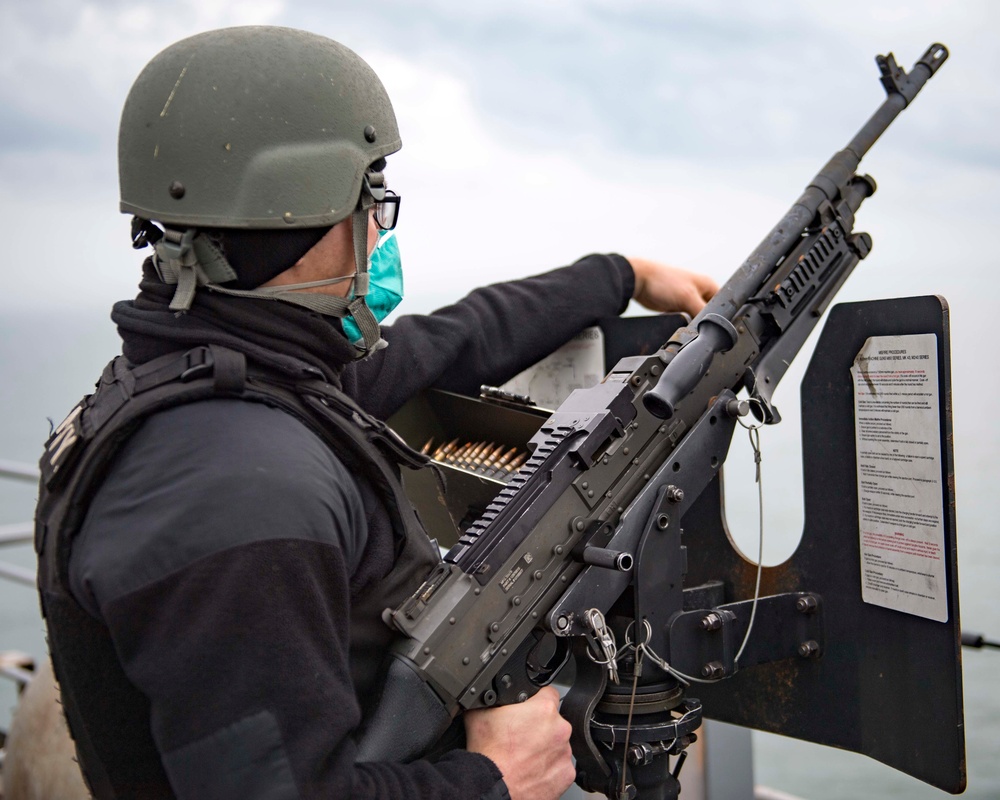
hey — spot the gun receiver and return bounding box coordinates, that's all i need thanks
[357,44,950,800]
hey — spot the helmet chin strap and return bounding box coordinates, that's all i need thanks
[151,172,390,358]
[346,200,385,354]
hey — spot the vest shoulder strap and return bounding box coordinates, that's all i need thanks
[36,344,438,597]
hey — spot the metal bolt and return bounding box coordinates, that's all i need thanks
[282,211,294,223]
[666,485,685,504]
[656,514,670,530]
[168,181,186,199]
[490,622,500,632]
[700,612,723,631]
[517,692,529,703]
[554,545,564,555]
[701,661,725,679]
[556,615,570,631]
[651,365,661,376]
[796,595,818,614]
[726,398,750,418]
[449,617,456,625]
[630,375,642,386]
[534,570,543,581]
[463,657,470,665]
[627,743,654,766]
[364,125,377,142]
[500,674,513,688]
[798,640,820,658]
[512,596,521,606]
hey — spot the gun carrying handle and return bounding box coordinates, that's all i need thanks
[354,655,455,764]
[643,314,738,419]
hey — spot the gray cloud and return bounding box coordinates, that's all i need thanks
[276,0,998,169]
[0,0,995,318]
[0,103,100,152]
[1,1,995,172]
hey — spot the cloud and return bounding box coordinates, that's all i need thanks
[274,0,999,169]
[0,0,286,157]
[0,0,995,320]
[2,1,994,173]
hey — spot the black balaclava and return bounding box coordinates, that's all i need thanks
[200,226,332,290]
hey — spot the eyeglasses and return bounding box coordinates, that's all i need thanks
[373,190,401,231]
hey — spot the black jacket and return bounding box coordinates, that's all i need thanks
[63,255,635,798]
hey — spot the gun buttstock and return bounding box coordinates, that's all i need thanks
[354,655,454,764]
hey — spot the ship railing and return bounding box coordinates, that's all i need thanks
[0,460,39,692]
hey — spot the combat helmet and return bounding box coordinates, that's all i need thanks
[118,26,401,353]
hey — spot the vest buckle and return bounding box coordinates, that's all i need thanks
[179,346,213,382]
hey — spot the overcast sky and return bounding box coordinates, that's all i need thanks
[1,0,997,559]
[2,0,993,313]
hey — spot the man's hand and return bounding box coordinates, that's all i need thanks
[628,257,719,317]
[465,686,575,800]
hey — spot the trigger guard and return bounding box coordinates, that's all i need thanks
[492,630,571,704]
[527,633,571,686]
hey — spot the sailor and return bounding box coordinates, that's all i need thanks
[35,26,717,800]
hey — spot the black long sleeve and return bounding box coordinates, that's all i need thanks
[345,253,634,419]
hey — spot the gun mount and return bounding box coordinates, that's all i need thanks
[362,44,961,800]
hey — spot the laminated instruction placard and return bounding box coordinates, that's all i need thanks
[502,326,605,411]
[851,334,947,622]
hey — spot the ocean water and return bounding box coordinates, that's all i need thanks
[0,309,997,798]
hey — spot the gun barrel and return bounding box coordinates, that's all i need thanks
[699,43,947,329]
[849,43,948,156]
[644,44,948,420]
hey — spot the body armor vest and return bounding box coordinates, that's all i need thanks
[34,344,441,798]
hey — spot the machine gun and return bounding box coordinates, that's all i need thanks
[358,44,958,799]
